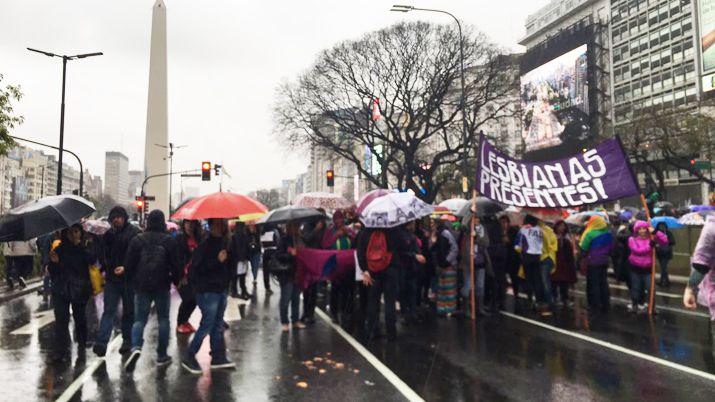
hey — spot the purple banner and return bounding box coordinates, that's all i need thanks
[476,134,640,208]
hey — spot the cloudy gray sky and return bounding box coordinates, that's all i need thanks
[0,0,548,195]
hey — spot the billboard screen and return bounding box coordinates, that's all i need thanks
[520,44,589,154]
[700,0,715,74]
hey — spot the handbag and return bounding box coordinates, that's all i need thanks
[268,256,291,273]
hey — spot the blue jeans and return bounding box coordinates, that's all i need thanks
[96,280,134,347]
[249,253,261,282]
[629,270,652,306]
[188,292,228,356]
[279,281,300,324]
[461,268,485,298]
[131,290,170,358]
[540,258,554,305]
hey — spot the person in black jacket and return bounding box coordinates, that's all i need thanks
[359,226,408,341]
[655,222,676,288]
[229,222,251,300]
[176,220,202,334]
[300,211,326,324]
[276,221,307,332]
[49,224,95,362]
[123,210,180,371]
[399,221,426,325]
[246,223,263,287]
[182,218,235,374]
[94,206,141,357]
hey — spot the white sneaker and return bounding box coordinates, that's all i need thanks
[637,304,647,313]
[627,303,636,313]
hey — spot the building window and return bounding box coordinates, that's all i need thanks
[650,31,660,47]
[659,26,669,43]
[670,21,681,39]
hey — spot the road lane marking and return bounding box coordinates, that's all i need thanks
[570,290,710,318]
[10,310,55,335]
[607,283,682,299]
[55,335,123,402]
[315,308,425,402]
[500,311,715,383]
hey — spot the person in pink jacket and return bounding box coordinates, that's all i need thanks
[683,215,715,359]
[627,220,668,313]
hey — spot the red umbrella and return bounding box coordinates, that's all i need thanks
[356,189,392,215]
[171,192,268,220]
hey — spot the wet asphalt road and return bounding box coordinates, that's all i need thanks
[0,273,714,401]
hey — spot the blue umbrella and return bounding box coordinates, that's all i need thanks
[651,216,683,229]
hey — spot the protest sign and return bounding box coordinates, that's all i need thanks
[476,134,639,208]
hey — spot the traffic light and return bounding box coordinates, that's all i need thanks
[136,199,144,212]
[326,170,334,187]
[144,200,149,214]
[690,159,697,166]
[202,161,211,181]
[214,164,221,176]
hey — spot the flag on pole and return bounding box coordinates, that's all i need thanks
[371,98,381,121]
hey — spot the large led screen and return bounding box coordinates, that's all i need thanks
[520,44,589,154]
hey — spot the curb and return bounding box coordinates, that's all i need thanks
[0,280,44,304]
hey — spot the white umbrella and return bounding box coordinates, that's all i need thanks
[293,192,352,210]
[360,192,434,228]
[438,198,469,214]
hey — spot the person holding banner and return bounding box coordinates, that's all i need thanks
[579,216,614,314]
[516,215,547,313]
[627,221,667,313]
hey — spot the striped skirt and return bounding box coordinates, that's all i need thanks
[437,267,458,315]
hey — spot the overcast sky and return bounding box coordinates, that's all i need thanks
[0,0,548,195]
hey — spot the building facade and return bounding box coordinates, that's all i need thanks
[104,151,130,206]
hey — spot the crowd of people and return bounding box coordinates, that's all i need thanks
[6,199,715,372]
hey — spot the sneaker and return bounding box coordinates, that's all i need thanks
[93,343,107,357]
[18,277,26,289]
[293,321,306,330]
[210,356,236,370]
[181,354,202,375]
[637,304,647,313]
[281,324,290,332]
[627,303,636,313]
[156,356,172,367]
[124,349,141,372]
[176,323,195,334]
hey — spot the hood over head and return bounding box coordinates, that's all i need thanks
[146,209,166,233]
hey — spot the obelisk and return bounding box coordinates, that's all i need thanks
[144,0,169,215]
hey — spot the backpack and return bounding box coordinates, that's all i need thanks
[366,231,393,272]
[136,236,168,291]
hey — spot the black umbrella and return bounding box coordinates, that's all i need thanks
[0,195,96,242]
[255,205,324,227]
[455,197,504,218]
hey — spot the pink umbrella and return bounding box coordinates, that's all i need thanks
[356,189,392,215]
[294,192,353,211]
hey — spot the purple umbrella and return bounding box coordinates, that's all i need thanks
[356,189,392,215]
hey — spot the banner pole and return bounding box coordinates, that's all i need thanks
[639,193,656,316]
[470,189,477,321]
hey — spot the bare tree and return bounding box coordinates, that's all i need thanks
[620,104,715,194]
[253,189,282,210]
[0,74,22,156]
[273,22,515,203]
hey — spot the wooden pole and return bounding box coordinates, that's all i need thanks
[469,189,477,320]
[639,194,657,316]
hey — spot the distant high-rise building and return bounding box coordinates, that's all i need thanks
[105,151,130,206]
[128,170,143,199]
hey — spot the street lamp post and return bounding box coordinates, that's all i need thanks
[10,135,85,197]
[155,142,187,213]
[390,5,469,196]
[27,48,102,195]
